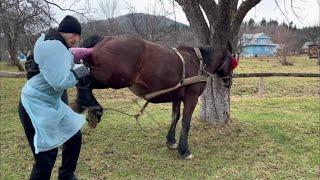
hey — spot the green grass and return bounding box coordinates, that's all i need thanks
[0,57,319,179]
[0,61,24,72]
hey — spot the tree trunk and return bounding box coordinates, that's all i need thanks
[175,0,261,124]
[8,48,24,71]
[200,76,230,123]
[4,32,25,71]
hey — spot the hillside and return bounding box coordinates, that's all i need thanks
[81,13,193,46]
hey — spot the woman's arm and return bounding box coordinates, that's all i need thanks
[36,40,78,91]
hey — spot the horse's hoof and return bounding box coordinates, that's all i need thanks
[185,154,194,160]
[180,151,194,160]
[167,143,178,149]
[87,111,99,129]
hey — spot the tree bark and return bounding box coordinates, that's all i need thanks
[200,75,230,123]
[200,0,232,124]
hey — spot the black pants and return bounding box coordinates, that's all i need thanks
[18,96,81,180]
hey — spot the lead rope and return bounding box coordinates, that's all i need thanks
[100,100,158,130]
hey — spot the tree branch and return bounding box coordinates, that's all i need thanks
[231,0,261,38]
[43,0,91,21]
[175,0,211,45]
[199,0,218,27]
[289,0,303,24]
[26,0,57,24]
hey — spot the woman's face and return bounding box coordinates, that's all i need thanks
[61,33,80,48]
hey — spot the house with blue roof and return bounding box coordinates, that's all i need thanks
[239,33,278,57]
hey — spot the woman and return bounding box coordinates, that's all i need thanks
[18,15,92,180]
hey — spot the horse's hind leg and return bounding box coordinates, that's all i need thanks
[166,101,181,149]
[178,94,198,160]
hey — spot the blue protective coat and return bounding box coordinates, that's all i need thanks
[21,34,85,154]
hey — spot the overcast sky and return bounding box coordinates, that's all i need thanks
[54,0,319,28]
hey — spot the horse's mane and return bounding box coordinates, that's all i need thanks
[178,46,213,66]
[199,46,213,65]
[81,35,104,48]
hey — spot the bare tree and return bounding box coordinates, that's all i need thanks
[98,0,123,35]
[0,0,50,71]
[0,0,90,71]
[274,25,295,65]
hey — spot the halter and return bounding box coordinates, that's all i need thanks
[193,47,233,80]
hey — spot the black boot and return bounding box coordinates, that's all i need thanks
[58,131,82,180]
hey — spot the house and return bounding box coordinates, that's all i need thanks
[18,52,26,62]
[301,41,314,54]
[239,33,278,57]
[301,41,319,58]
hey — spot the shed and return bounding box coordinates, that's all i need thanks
[308,43,319,59]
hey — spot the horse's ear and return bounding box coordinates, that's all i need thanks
[227,41,233,53]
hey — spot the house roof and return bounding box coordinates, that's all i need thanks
[240,32,277,47]
[242,33,269,40]
[302,41,319,49]
[244,44,277,47]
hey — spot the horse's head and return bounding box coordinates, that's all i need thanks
[70,35,105,129]
[203,42,238,88]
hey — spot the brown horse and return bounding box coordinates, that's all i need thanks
[73,35,236,159]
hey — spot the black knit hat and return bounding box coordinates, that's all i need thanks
[58,15,81,35]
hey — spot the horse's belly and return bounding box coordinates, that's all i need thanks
[128,83,149,98]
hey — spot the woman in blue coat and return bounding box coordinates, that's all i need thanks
[18,15,91,180]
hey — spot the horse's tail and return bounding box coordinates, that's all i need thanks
[81,35,104,48]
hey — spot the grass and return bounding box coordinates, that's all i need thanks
[0,61,24,72]
[0,57,319,179]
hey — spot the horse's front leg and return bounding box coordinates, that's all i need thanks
[71,77,103,128]
[178,94,198,160]
[166,101,181,149]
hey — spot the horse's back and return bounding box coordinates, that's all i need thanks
[90,36,147,88]
[90,36,201,101]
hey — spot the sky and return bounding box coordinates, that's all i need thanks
[54,0,319,28]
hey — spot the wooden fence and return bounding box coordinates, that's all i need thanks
[1,71,320,79]
[0,71,26,78]
[1,71,319,98]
